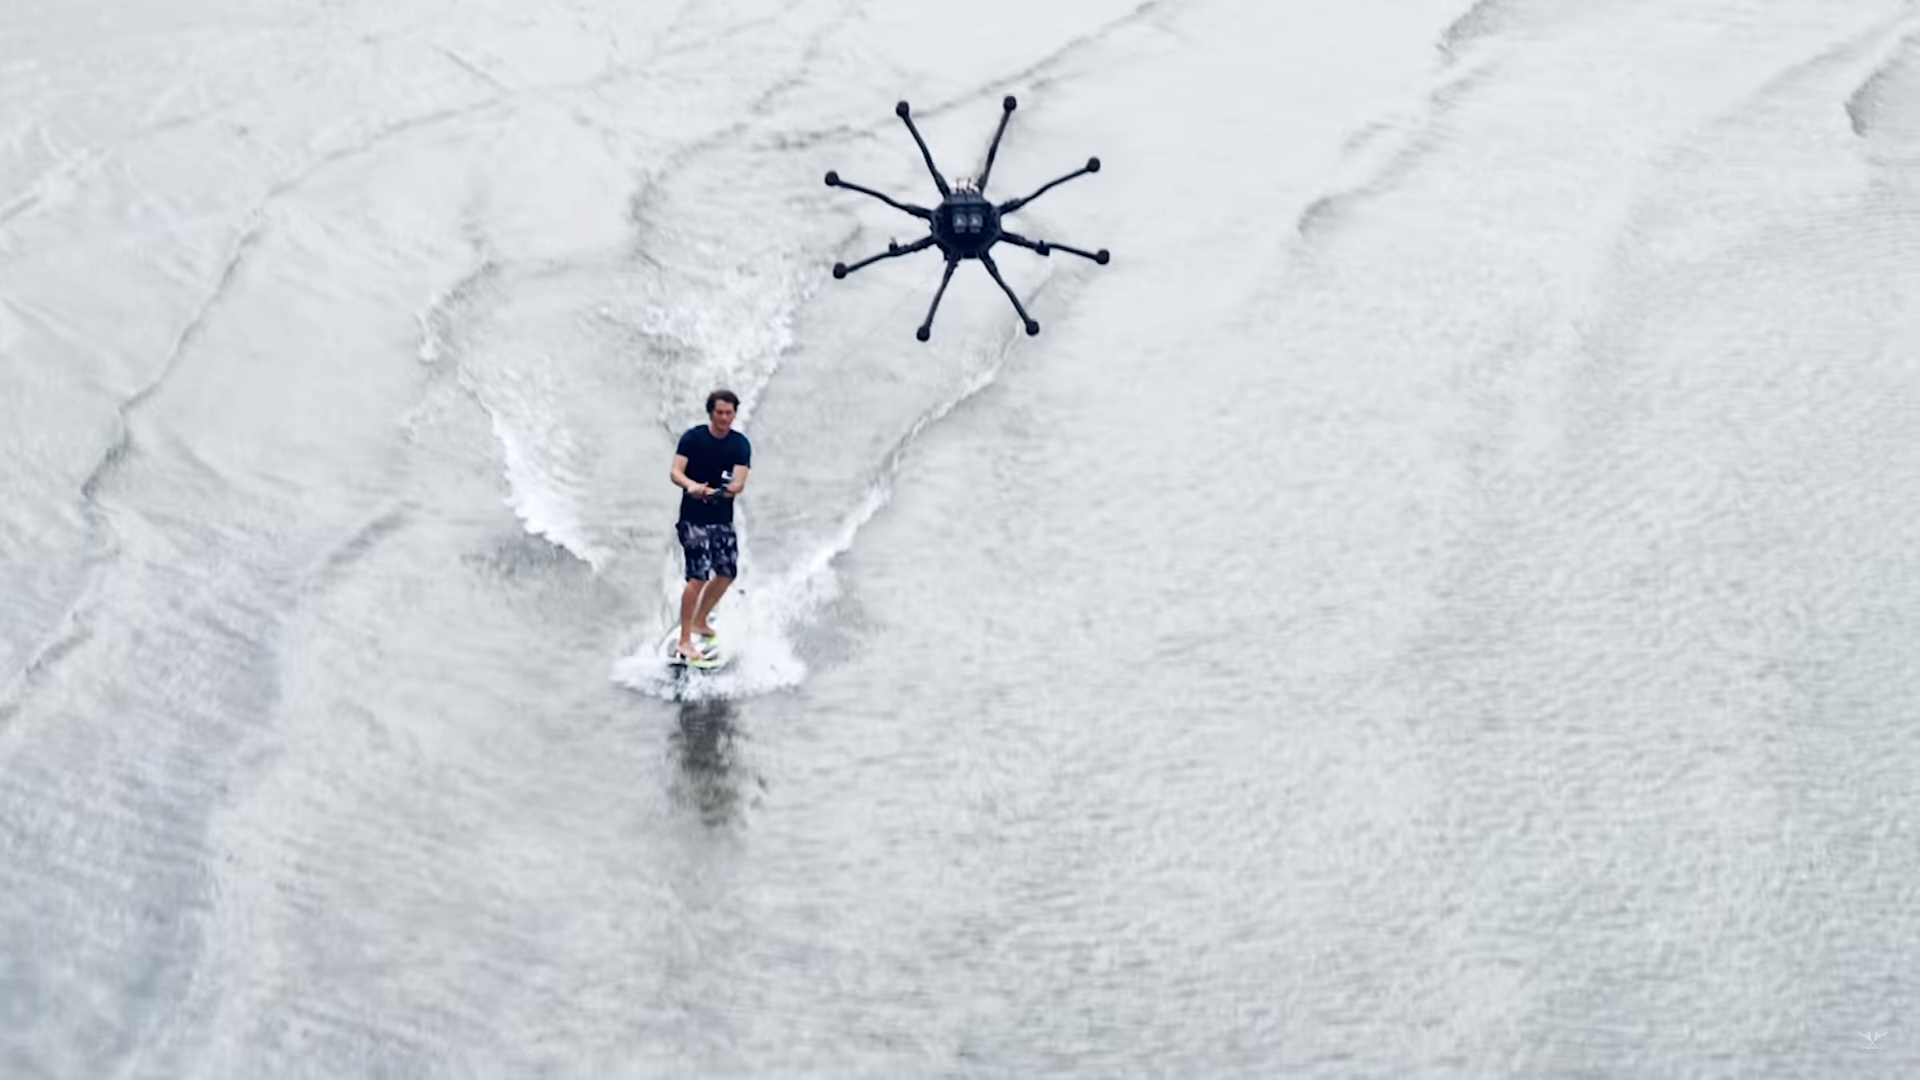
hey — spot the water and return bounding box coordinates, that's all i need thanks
[3,0,1918,1076]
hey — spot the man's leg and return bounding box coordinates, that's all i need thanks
[690,524,738,638]
[691,577,733,636]
[676,520,713,660]
[678,578,709,658]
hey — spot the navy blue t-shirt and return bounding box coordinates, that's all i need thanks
[676,424,752,525]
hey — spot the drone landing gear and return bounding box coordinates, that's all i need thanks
[826,96,1110,341]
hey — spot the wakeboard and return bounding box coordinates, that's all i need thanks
[662,631,732,671]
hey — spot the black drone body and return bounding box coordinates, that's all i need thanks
[825,96,1110,341]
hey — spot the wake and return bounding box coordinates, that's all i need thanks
[612,283,1049,702]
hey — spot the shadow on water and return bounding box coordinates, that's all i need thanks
[668,695,764,827]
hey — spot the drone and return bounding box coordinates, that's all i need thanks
[825,96,1110,341]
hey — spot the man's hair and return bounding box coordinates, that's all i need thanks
[706,389,740,414]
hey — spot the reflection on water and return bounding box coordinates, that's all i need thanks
[669,697,760,826]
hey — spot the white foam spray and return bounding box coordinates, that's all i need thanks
[613,278,1046,702]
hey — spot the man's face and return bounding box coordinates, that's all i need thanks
[709,400,736,433]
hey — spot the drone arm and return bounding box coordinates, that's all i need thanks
[997,157,1101,215]
[824,173,934,220]
[978,251,1040,336]
[833,235,938,278]
[1040,241,1110,264]
[1001,230,1111,265]
[894,102,952,198]
[976,96,1016,191]
[915,259,960,342]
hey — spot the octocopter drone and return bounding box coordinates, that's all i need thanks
[824,96,1110,341]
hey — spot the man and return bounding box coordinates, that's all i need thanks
[669,389,751,662]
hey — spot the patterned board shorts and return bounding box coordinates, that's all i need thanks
[676,521,739,580]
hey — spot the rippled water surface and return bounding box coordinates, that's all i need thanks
[3,0,1918,1076]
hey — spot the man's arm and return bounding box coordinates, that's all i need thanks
[725,465,750,497]
[671,454,713,497]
